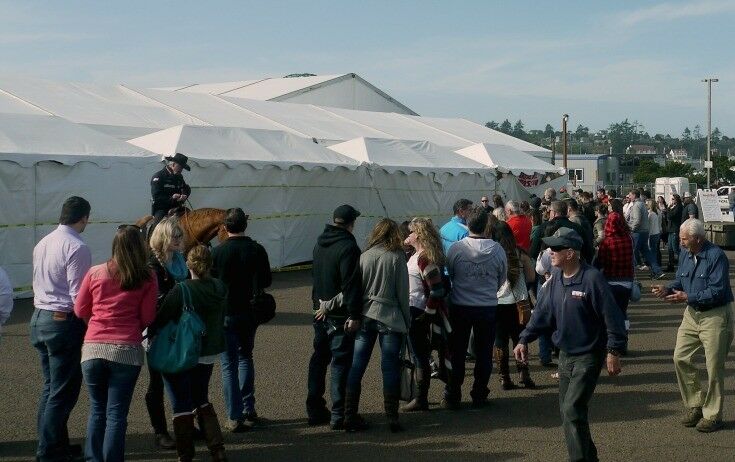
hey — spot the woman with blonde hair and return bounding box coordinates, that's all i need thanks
[150,245,228,461]
[75,226,158,462]
[144,218,187,449]
[401,217,450,413]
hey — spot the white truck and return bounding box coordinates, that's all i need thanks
[716,185,735,210]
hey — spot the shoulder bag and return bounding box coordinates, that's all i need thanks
[398,313,416,402]
[251,272,276,325]
[147,283,206,374]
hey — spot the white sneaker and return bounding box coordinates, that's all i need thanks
[637,265,649,270]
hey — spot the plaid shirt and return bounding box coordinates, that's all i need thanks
[595,212,633,280]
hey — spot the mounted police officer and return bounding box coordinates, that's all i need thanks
[150,153,192,233]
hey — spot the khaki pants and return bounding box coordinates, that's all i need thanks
[673,303,734,420]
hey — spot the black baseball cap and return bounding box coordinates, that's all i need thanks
[333,204,361,224]
[542,227,583,250]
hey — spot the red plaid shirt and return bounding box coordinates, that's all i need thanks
[595,212,634,279]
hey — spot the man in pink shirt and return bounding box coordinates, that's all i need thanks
[505,201,532,253]
[30,196,91,462]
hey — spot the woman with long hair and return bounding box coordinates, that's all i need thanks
[401,217,449,414]
[489,221,536,389]
[340,218,409,432]
[145,218,187,449]
[74,226,158,462]
[647,199,663,268]
[151,245,228,461]
[595,212,634,331]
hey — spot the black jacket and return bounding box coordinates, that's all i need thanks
[150,167,191,215]
[311,224,362,319]
[530,216,594,263]
[149,254,185,310]
[211,236,272,317]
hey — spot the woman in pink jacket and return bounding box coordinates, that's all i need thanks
[74,225,158,462]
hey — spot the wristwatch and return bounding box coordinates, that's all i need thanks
[607,349,621,357]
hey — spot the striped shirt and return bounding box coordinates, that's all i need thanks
[81,342,145,366]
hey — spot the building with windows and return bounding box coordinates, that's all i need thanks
[554,154,620,191]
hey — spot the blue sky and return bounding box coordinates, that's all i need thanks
[1,0,733,135]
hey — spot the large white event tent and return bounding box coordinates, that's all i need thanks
[0,75,556,295]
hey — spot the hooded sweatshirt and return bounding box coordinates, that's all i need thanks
[311,224,362,319]
[447,236,507,307]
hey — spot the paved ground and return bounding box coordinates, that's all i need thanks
[2,258,735,461]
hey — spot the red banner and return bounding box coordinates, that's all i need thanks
[518,173,540,187]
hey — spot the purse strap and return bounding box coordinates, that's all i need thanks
[179,282,193,311]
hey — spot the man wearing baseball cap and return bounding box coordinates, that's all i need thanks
[307,204,363,430]
[514,227,627,462]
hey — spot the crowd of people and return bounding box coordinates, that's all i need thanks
[10,176,733,462]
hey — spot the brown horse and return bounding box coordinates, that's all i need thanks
[135,208,228,253]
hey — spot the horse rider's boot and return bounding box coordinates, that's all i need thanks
[196,403,228,462]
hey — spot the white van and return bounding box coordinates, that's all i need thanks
[716,186,735,210]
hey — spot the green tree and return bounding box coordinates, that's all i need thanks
[499,119,512,134]
[712,127,722,143]
[544,124,555,138]
[632,159,660,183]
[608,119,640,154]
[485,121,499,130]
[682,127,691,142]
[512,120,526,139]
[575,124,589,140]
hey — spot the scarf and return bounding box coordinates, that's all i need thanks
[165,251,188,282]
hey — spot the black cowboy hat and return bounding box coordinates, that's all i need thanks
[164,152,191,171]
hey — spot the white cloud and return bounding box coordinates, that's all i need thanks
[617,0,735,27]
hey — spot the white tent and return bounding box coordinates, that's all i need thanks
[455,143,564,176]
[328,138,496,222]
[0,113,160,296]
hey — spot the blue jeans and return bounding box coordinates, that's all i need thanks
[633,231,662,276]
[445,305,496,402]
[649,233,661,267]
[221,315,257,420]
[163,363,214,414]
[667,231,680,266]
[82,359,141,462]
[306,319,355,424]
[536,278,553,364]
[30,309,85,462]
[347,318,403,395]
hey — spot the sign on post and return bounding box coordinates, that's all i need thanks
[697,189,734,222]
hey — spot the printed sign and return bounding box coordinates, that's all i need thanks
[518,173,540,187]
[697,189,725,223]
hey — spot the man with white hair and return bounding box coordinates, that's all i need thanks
[653,218,734,433]
[505,200,532,252]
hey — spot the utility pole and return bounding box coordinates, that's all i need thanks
[561,114,569,169]
[702,78,718,188]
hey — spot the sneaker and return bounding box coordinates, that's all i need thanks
[637,265,649,270]
[680,407,703,427]
[695,417,723,433]
[441,397,460,411]
[307,408,331,426]
[154,432,176,450]
[344,415,369,432]
[225,419,251,433]
[653,272,666,280]
[243,412,259,428]
[540,361,557,368]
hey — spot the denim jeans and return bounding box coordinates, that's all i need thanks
[649,234,661,267]
[162,363,214,414]
[306,319,355,424]
[667,232,680,267]
[347,318,403,396]
[220,315,257,420]
[536,278,553,364]
[82,359,141,462]
[30,309,85,462]
[444,305,496,403]
[558,350,605,462]
[633,231,662,276]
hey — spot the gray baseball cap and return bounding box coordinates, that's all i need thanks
[542,227,583,250]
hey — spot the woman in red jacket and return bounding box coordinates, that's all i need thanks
[74,225,158,462]
[595,212,634,329]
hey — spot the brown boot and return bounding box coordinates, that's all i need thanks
[517,361,536,389]
[494,346,516,390]
[172,414,195,462]
[401,367,430,412]
[196,403,227,462]
[384,391,403,433]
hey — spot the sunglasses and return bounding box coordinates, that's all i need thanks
[481,199,489,203]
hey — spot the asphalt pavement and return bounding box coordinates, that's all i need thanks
[2,260,735,461]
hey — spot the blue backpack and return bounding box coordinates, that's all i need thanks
[147,283,206,374]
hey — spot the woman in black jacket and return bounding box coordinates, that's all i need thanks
[666,194,683,271]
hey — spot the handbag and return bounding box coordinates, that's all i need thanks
[251,273,276,325]
[514,254,532,325]
[147,283,206,374]
[397,311,416,402]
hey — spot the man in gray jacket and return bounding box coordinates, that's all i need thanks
[443,206,507,409]
[627,189,664,279]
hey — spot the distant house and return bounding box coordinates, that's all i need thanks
[554,154,620,191]
[629,144,657,155]
[668,149,689,162]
